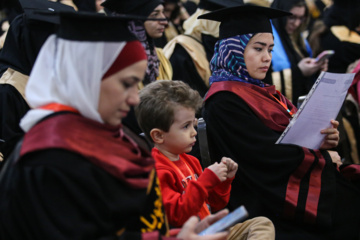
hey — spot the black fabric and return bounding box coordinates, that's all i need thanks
[154,34,168,48]
[73,0,97,12]
[101,0,163,18]
[122,107,144,137]
[183,1,197,15]
[0,14,57,76]
[0,13,57,165]
[0,148,166,240]
[198,5,291,39]
[323,0,360,31]
[319,28,360,74]
[199,0,243,10]
[0,85,28,163]
[201,33,218,62]
[58,12,138,42]
[0,0,22,23]
[343,99,360,164]
[18,0,75,24]
[170,43,208,97]
[319,3,360,74]
[203,91,360,240]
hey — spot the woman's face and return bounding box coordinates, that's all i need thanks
[144,4,168,39]
[244,33,274,80]
[285,6,306,35]
[98,60,147,126]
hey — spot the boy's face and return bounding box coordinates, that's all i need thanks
[161,105,197,156]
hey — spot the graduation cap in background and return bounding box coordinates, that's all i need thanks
[200,0,244,10]
[198,5,291,39]
[18,0,76,24]
[101,0,164,18]
[57,11,138,42]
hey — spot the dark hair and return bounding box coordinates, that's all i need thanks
[135,80,203,142]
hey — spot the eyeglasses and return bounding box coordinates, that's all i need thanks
[287,15,306,23]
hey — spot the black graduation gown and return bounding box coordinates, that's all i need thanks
[320,28,360,74]
[170,43,209,97]
[0,84,29,161]
[0,15,57,162]
[169,34,217,98]
[0,150,171,240]
[0,113,172,240]
[203,85,360,240]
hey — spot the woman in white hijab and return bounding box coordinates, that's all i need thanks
[0,11,230,240]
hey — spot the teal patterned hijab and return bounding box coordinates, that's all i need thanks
[209,34,266,87]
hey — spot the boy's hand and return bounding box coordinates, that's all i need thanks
[221,157,238,179]
[207,162,228,182]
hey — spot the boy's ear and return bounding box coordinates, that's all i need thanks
[150,128,164,144]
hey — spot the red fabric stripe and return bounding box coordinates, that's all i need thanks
[205,81,297,132]
[341,164,360,180]
[304,151,325,223]
[283,148,315,218]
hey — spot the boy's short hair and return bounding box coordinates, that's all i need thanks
[135,80,203,142]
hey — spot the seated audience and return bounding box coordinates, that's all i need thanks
[102,0,173,139]
[0,0,75,165]
[308,0,360,164]
[102,0,172,84]
[0,11,231,240]
[199,5,360,239]
[136,80,276,240]
[265,0,326,107]
[163,0,244,97]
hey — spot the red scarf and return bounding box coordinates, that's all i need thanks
[20,113,154,189]
[205,81,297,132]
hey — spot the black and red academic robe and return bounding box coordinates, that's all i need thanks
[203,81,360,240]
[0,113,176,240]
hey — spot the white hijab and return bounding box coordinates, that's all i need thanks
[20,34,126,132]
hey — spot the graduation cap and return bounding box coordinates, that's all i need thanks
[101,0,164,18]
[18,0,75,24]
[57,11,138,42]
[198,5,292,39]
[198,0,244,11]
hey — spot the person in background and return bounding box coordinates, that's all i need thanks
[72,0,105,12]
[0,0,22,49]
[0,11,231,240]
[264,0,326,107]
[199,5,360,239]
[154,0,190,48]
[308,0,360,164]
[101,0,173,142]
[308,0,360,74]
[136,80,276,240]
[102,0,172,84]
[0,0,75,165]
[163,0,244,97]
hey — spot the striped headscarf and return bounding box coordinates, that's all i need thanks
[209,34,266,87]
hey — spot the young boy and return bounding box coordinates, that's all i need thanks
[136,80,275,239]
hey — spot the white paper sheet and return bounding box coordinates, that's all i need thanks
[276,72,355,149]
